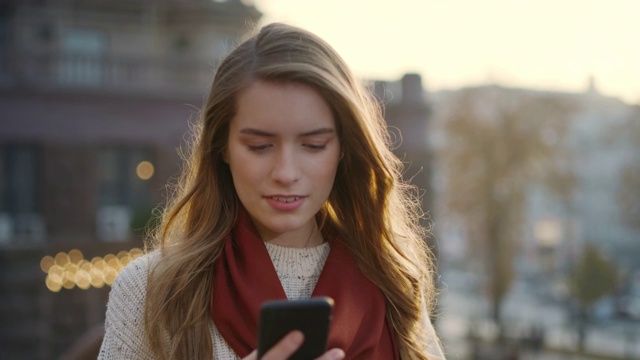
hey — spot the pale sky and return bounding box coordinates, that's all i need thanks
[252,0,640,104]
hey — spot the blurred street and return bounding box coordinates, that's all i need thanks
[439,267,640,360]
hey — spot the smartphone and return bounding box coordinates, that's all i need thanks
[257,297,334,360]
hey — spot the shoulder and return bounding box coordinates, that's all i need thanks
[107,251,157,301]
[106,251,160,318]
[420,301,447,359]
[113,251,159,287]
[99,251,161,359]
[107,251,160,326]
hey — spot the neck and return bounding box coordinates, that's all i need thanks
[263,223,324,248]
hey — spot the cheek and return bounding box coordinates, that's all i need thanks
[229,161,258,185]
[312,157,340,186]
[229,164,260,206]
[227,143,251,172]
[222,146,229,164]
[227,149,251,184]
[228,159,272,196]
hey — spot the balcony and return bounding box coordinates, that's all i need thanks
[0,50,216,100]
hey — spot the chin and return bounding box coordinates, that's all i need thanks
[264,221,305,234]
[262,216,310,233]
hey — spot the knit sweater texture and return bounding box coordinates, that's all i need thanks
[98,242,445,359]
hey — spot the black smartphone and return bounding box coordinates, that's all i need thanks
[257,297,334,360]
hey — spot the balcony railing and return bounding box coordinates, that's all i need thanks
[0,51,216,99]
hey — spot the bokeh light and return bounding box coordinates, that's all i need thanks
[55,252,69,267]
[136,161,154,180]
[40,248,144,292]
[68,248,83,264]
[40,255,54,273]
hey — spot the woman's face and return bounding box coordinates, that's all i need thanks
[226,80,341,247]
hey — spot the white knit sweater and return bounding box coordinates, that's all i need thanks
[98,242,445,359]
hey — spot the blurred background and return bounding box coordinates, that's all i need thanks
[0,0,638,359]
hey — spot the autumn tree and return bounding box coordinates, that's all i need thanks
[567,243,619,352]
[438,86,576,334]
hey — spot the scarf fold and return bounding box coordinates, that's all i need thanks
[210,212,399,359]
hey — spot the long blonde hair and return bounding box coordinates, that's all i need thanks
[144,22,437,359]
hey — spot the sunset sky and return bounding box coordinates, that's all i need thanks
[252,0,640,104]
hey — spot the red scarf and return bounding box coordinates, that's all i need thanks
[210,212,399,359]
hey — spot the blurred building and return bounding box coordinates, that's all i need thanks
[0,0,260,358]
[522,89,639,283]
[429,83,640,358]
[374,74,436,244]
[430,82,639,292]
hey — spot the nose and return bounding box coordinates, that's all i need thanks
[270,146,300,185]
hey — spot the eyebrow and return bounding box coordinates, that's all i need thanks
[238,128,335,137]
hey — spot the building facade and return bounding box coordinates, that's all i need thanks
[0,1,260,358]
[374,74,437,253]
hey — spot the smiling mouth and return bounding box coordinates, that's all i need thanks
[269,196,301,203]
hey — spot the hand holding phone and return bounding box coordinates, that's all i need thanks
[257,297,334,360]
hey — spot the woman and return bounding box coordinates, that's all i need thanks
[99,23,445,360]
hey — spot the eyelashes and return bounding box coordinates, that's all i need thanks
[303,144,327,151]
[248,144,271,152]
[247,143,327,153]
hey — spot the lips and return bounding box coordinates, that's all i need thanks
[265,195,306,211]
[270,196,301,203]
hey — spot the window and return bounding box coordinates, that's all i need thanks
[59,28,108,86]
[0,145,45,244]
[0,10,9,80]
[96,147,154,242]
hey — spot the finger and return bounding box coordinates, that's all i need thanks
[260,330,304,360]
[242,350,258,360]
[315,348,345,360]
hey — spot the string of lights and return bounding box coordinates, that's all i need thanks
[40,248,144,292]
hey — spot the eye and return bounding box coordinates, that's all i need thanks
[248,144,272,152]
[303,143,327,152]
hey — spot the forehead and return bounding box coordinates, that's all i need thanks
[231,80,335,132]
